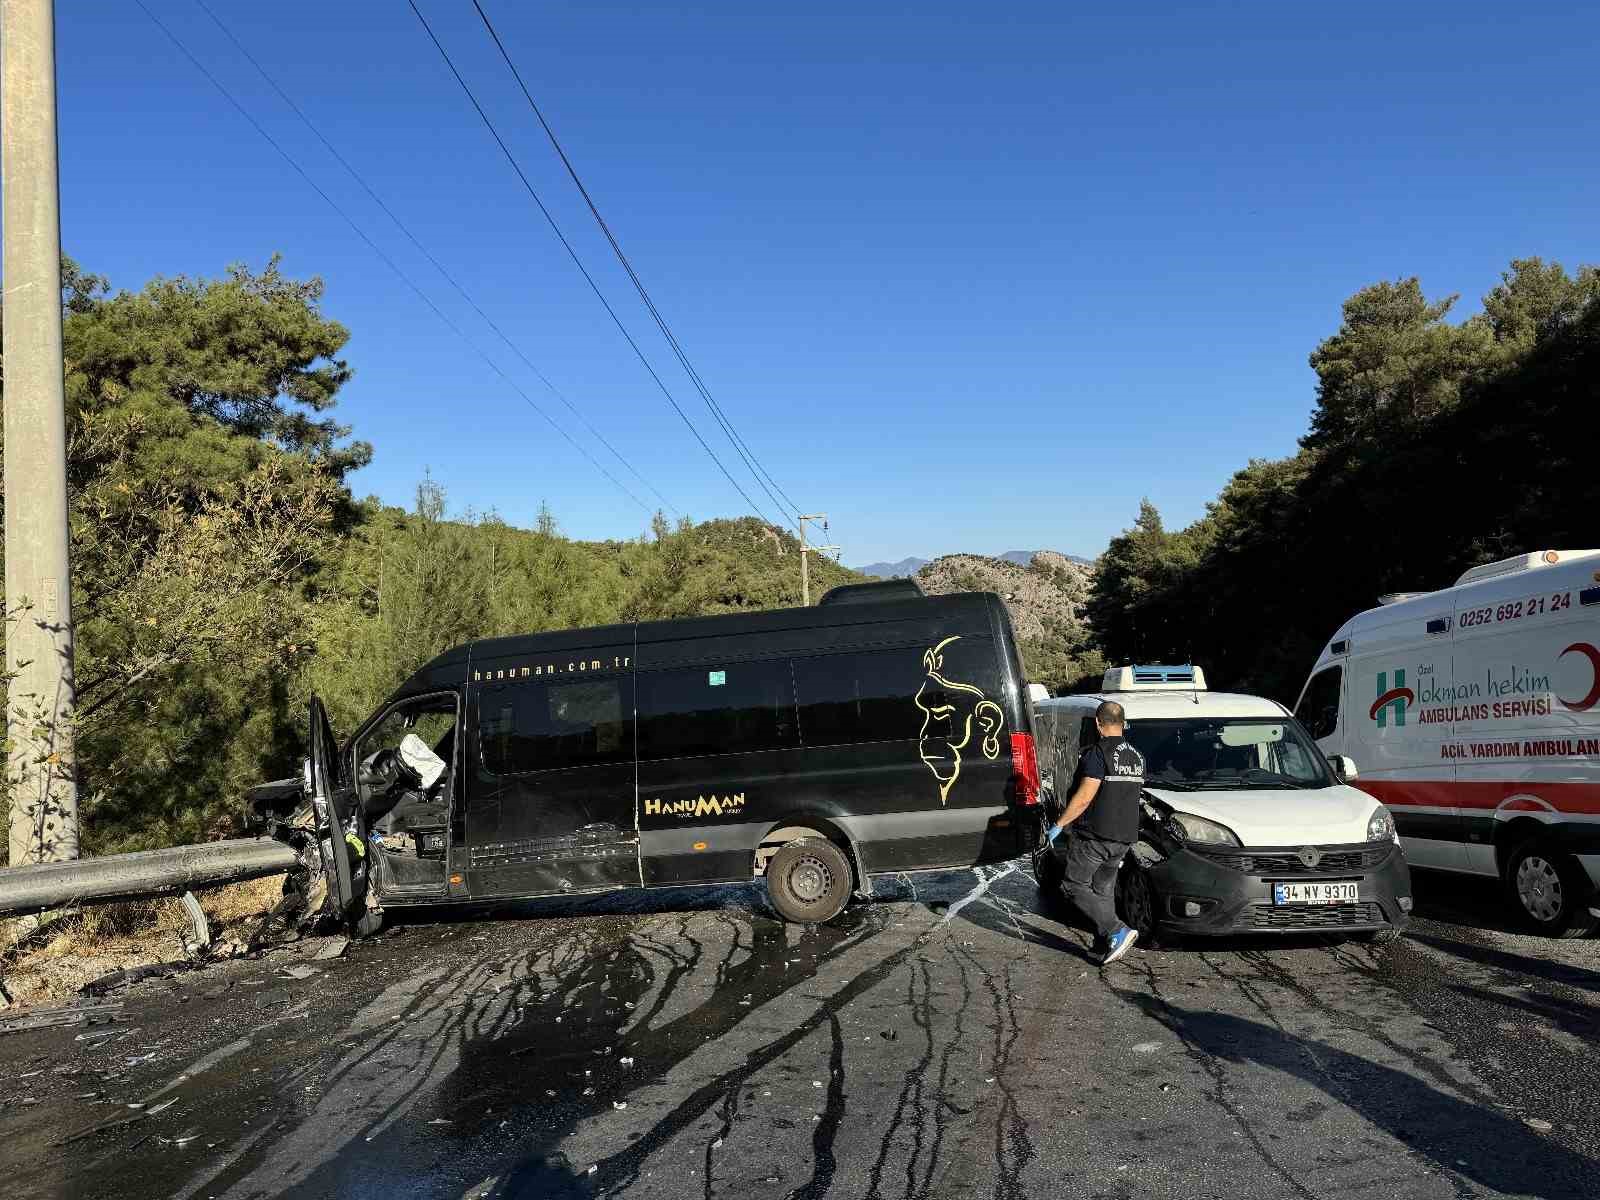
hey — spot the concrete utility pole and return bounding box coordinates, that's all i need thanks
[3,0,79,865]
[797,514,840,607]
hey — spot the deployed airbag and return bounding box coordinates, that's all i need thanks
[399,733,446,790]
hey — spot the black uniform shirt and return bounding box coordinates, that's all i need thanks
[1074,734,1146,844]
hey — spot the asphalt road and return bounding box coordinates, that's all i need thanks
[2,864,1597,1200]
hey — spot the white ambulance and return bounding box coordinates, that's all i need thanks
[1295,550,1600,936]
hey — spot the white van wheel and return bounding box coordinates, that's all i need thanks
[1114,857,1159,946]
[1503,838,1599,938]
[1033,823,1064,894]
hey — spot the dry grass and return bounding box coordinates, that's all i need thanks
[1,873,288,1009]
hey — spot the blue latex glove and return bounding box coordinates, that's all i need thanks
[1044,824,1062,846]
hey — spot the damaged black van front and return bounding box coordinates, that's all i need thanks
[253,581,1043,934]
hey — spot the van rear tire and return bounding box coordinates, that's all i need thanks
[1503,837,1599,938]
[766,837,853,925]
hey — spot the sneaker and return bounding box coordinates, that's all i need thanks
[1100,925,1139,965]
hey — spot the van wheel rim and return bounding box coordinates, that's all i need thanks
[790,855,833,904]
[1516,855,1564,923]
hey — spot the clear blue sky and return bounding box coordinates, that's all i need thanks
[49,2,1598,564]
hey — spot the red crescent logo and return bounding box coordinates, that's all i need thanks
[1369,687,1415,720]
[1556,642,1600,712]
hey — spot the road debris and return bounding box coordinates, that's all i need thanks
[311,936,350,961]
[0,1002,124,1035]
[1131,1041,1161,1054]
[254,988,291,1010]
[81,962,191,997]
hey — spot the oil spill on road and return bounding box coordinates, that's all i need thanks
[178,889,897,1197]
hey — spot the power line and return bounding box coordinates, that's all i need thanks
[468,0,803,523]
[405,0,785,532]
[191,0,677,519]
[134,0,658,518]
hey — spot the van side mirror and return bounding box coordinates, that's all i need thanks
[1330,755,1358,782]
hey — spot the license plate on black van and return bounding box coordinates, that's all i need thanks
[1272,882,1358,905]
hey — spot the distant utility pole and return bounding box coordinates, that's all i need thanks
[3,0,80,865]
[797,514,839,607]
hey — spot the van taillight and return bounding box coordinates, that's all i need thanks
[1010,732,1040,806]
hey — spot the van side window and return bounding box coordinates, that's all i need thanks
[479,677,633,775]
[1297,666,1342,741]
[1078,716,1100,759]
[638,660,797,760]
[793,649,918,747]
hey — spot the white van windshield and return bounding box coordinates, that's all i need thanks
[1130,717,1332,790]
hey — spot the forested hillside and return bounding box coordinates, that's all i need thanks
[917,552,1101,692]
[1086,257,1600,703]
[0,258,855,855]
[308,497,860,742]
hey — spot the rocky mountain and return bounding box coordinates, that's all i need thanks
[856,555,931,578]
[914,552,1103,692]
[858,549,1092,578]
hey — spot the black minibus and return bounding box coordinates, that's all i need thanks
[254,580,1041,930]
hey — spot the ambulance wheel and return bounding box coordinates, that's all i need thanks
[1503,838,1599,938]
[767,838,852,924]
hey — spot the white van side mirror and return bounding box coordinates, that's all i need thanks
[1329,755,1359,782]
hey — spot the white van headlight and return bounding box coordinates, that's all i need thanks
[1366,807,1398,844]
[1169,812,1242,847]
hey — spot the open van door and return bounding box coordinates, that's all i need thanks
[306,696,370,928]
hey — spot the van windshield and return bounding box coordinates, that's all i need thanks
[1130,717,1332,790]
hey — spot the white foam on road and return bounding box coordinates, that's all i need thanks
[935,862,1019,929]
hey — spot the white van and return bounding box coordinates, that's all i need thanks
[1035,665,1411,943]
[1295,550,1600,936]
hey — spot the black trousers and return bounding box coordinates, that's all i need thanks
[1060,832,1130,940]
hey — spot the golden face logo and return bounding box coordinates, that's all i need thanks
[915,637,1004,805]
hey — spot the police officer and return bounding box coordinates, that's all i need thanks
[1045,699,1145,964]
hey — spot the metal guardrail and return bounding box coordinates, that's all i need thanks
[0,837,297,918]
